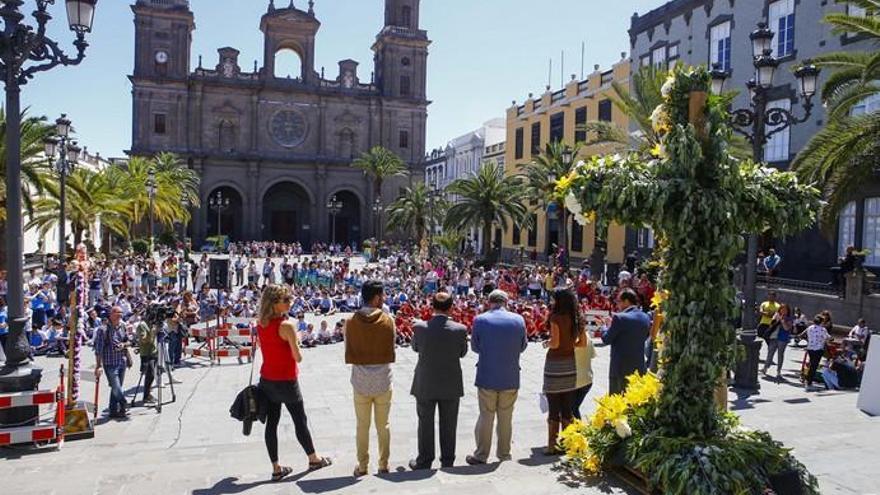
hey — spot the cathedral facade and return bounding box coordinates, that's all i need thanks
[130,0,429,246]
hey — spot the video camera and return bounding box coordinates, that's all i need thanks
[145,303,177,327]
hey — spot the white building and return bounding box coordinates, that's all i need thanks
[424,118,505,253]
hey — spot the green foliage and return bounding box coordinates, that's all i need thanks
[0,108,54,223]
[131,238,150,255]
[157,229,178,248]
[206,235,228,250]
[351,146,409,198]
[561,66,820,493]
[435,229,465,255]
[386,182,446,248]
[444,162,528,261]
[792,0,880,235]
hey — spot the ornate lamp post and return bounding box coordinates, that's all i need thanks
[209,190,230,237]
[560,145,574,270]
[326,194,343,245]
[146,169,157,253]
[710,22,820,331]
[179,196,191,248]
[1,0,98,384]
[44,114,80,262]
[371,197,383,260]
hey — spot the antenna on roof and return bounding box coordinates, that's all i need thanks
[580,41,585,80]
[548,57,552,89]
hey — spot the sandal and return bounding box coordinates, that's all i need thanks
[309,457,333,471]
[353,466,368,477]
[271,466,293,482]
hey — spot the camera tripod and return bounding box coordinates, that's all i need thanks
[132,335,177,413]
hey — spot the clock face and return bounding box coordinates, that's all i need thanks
[270,110,308,148]
[155,51,169,64]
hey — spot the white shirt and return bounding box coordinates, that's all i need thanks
[806,324,830,351]
[849,324,869,342]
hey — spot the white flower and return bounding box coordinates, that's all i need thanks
[612,417,632,439]
[574,159,586,171]
[650,105,666,131]
[564,192,583,215]
[574,213,589,226]
[661,75,675,98]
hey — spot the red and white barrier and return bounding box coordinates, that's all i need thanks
[0,365,66,448]
[185,316,254,365]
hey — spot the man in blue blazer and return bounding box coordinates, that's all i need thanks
[602,289,651,394]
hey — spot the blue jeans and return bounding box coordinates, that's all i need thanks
[169,332,182,365]
[105,364,127,415]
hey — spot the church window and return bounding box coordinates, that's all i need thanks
[274,48,303,79]
[399,130,410,149]
[401,6,412,28]
[153,113,167,135]
[401,57,411,66]
[400,75,411,96]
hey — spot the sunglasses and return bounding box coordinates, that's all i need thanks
[280,296,292,303]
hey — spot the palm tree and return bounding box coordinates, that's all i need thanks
[26,168,129,248]
[110,154,200,239]
[0,108,52,264]
[386,182,446,249]
[519,141,582,264]
[351,146,409,199]
[444,162,528,263]
[792,0,880,233]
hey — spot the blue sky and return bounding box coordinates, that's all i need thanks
[21,0,662,158]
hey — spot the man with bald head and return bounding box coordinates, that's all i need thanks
[94,306,132,419]
[409,292,468,470]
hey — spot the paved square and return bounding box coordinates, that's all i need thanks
[1,314,877,495]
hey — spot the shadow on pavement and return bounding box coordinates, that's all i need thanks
[192,470,311,495]
[296,475,362,493]
[553,464,641,494]
[375,467,437,483]
[441,462,501,476]
[517,447,559,467]
[0,443,61,460]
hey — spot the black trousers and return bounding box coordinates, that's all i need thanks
[140,356,156,398]
[416,397,460,466]
[806,349,825,387]
[260,379,316,463]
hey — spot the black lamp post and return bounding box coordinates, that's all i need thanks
[44,114,80,262]
[710,22,820,331]
[1,0,97,386]
[560,145,574,270]
[209,190,230,237]
[371,197,383,260]
[326,194,343,245]
[146,169,156,253]
[428,185,443,259]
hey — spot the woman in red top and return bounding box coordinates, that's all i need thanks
[257,285,331,481]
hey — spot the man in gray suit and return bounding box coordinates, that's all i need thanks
[602,289,651,394]
[409,292,469,470]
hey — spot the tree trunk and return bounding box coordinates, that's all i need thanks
[482,219,494,265]
[559,205,569,269]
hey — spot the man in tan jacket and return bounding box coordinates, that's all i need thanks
[345,280,396,477]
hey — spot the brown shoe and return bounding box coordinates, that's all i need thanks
[545,420,561,455]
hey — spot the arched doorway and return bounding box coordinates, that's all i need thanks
[205,186,244,241]
[263,182,311,244]
[328,190,361,248]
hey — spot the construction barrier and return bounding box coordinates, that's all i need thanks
[0,364,66,448]
[185,317,255,365]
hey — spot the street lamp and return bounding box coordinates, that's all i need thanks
[372,197,384,260]
[560,146,573,270]
[209,190,230,237]
[44,114,78,263]
[1,0,98,380]
[326,194,343,245]
[710,22,820,331]
[428,185,443,259]
[146,169,157,253]
[180,196,191,249]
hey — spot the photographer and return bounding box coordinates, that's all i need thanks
[94,306,132,419]
[135,312,159,404]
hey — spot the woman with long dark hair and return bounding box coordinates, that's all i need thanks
[542,287,587,455]
[256,285,331,481]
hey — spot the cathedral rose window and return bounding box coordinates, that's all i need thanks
[270,109,308,147]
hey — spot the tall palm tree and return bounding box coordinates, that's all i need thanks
[519,141,583,262]
[444,162,528,263]
[386,182,447,248]
[792,0,880,233]
[0,108,52,264]
[26,168,129,247]
[351,146,409,199]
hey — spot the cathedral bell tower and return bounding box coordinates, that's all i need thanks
[260,0,321,84]
[131,0,194,80]
[373,0,430,100]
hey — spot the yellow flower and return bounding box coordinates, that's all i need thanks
[583,454,601,474]
[594,393,628,424]
[555,172,576,194]
[623,372,662,407]
[650,290,669,309]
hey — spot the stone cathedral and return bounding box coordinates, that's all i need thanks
[130,0,429,246]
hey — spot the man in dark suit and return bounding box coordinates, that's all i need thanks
[409,292,469,470]
[602,289,651,394]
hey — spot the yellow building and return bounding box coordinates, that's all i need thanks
[502,54,630,266]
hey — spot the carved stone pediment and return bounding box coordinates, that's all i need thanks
[334,109,362,126]
[212,100,243,116]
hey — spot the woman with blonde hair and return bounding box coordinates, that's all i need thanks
[256,285,331,481]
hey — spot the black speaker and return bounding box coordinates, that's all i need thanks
[209,258,230,290]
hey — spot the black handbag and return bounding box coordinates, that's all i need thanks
[229,336,264,435]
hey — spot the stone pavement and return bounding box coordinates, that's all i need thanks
[2,315,878,494]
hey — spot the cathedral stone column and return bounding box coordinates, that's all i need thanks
[247,161,260,240]
[193,159,207,245]
[314,164,328,243]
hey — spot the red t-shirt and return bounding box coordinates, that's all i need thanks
[257,317,298,381]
